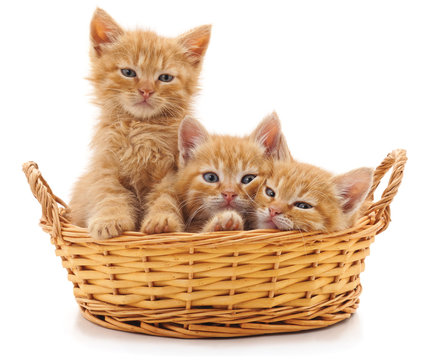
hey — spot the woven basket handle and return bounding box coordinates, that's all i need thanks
[22,161,68,239]
[367,149,407,225]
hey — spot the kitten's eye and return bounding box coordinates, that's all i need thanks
[265,187,276,197]
[294,202,313,209]
[203,172,219,183]
[121,69,137,78]
[241,174,256,184]
[158,74,174,82]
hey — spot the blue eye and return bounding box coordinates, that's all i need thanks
[121,69,136,77]
[158,74,174,82]
[294,202,313,209]
[241,174,256,184]
[265,187,275,197]
[203,172,219,183]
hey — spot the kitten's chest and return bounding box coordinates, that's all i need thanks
[111,122,179,182]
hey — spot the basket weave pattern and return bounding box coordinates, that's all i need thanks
[23,149,406,338]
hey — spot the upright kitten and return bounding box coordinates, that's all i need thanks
[254,161,373,232]
[69,8,211,239]
[141,113,290,233]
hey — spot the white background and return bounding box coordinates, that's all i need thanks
[1,0,431,359]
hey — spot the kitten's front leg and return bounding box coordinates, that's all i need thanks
[202,210,244,232]
[86,176,138,240]
[140,172,185,234]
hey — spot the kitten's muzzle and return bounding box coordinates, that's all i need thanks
[263,217,279,229]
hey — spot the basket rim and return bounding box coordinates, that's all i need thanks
[40,212,382,248]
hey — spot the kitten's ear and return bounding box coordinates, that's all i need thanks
[90,8,123,56]
[178,25,212,66]
[178,116,209,165]
[250,112,293,161]
[333,167,374,214]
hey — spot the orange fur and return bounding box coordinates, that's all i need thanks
[70,8,211,239]
[141,113,290,233]
[254,161,374,232]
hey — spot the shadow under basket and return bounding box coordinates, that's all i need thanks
[23,149,407,338]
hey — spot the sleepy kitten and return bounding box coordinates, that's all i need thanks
[141,113,290,233]
[69,8,211,239]
[254,161,373,232]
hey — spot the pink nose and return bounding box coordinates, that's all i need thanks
[139,89,154,100]
[222,191,237,204]
[269,207,281,217]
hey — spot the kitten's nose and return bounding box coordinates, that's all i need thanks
[139,89,154,100]
[222,191,237,204]
[269,207,282,217]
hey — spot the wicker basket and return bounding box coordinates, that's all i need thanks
[23,149,406,338]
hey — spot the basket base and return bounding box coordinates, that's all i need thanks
[78,286,361,339]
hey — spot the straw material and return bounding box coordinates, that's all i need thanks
[23,149,407,338]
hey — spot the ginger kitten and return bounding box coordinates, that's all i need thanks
[254,161,373,232]
[69,8,211,239]
[141,113,291,233]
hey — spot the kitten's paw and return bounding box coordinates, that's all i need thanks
[203,210,244,232]
[88,215,135,240]
[140,213,184,234]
